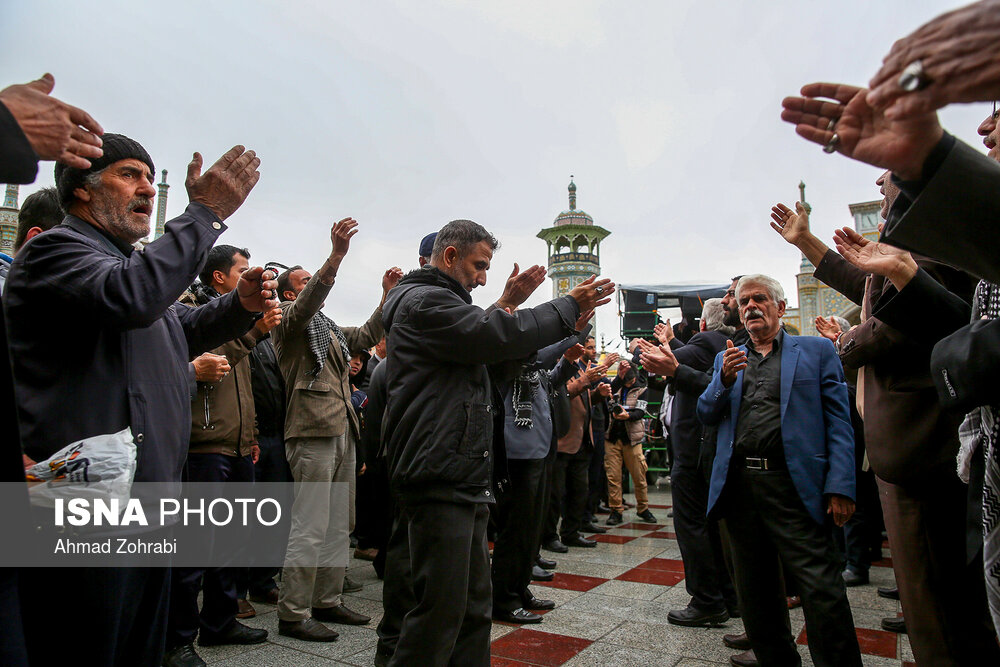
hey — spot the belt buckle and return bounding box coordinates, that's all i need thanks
[745,456,766,471]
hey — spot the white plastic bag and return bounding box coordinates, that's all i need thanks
[25,427,137,508]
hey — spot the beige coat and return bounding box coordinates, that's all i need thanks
[272,273,383,441]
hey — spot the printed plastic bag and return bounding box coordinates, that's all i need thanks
[25,427,137,508]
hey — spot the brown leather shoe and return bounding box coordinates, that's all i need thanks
[723,632,752,650]
[236,599,256,619]
[248,588,279,605]
[278,618,339,642]
[729,649,759,667]
[312,604,371,625]
[354,547,378,561]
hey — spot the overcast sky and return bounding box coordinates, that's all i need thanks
[2,0,985,352]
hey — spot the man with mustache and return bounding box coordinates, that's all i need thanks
[697,274,861,667]
[6,134,272,666]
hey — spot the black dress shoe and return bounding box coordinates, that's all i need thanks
[881,616,906,634]
[312,604,371,625]
[842,569,869,586]
[531,565,554,581]
[581,522,608,534]
[198,620,268,646]
[596,504,612,514]
[278,618,339,642]
[543,539,569,553]
[536,556,557,570]
[522,591,556,610]
[877,586,899,600]
[563,535,597,548]
[492,607,543,624]
[723,632,752,650]
[163,643,206,667]
[637,509,658,523]
[667,605,729,627]
[605,510,623,526]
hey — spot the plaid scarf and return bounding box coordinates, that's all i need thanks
[306,311,351,376]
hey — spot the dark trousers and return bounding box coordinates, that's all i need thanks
[22,566,170,666]
[725,468,862,667]
[168,452,254,647]
[671,461,736,612]
[840,468,881,575]
[491,458,546,611]
[533,450,557,560]
[356,456,393,574]
[377,500,491,667]
[878,473,1000,665]
[240,434,292,597]
[0,569,27,666]
[585,429,607,518]
[544,447,590,541]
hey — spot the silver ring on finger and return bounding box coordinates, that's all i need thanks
[898,59,929,92]
[595,286,604,294]
[826,118,836,132]
[823,132,840,154]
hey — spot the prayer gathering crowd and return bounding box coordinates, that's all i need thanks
[3,2,1000,665]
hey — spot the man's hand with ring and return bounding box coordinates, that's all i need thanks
[568,275,615,311]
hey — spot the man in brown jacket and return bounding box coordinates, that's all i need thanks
[770,181,997,664]
[165,244,282,667]
[272,218,402,642]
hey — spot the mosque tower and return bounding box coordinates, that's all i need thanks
[153,169,169,240]
[0,184,20,256]
[537,177,610,336]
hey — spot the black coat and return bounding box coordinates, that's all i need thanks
[249,337,286,437]
[667,329,729,468]
[381,266,577,505]
[4,207,255,484]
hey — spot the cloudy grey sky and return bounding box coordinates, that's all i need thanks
[2,0,985,351]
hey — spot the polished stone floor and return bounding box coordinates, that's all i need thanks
[196,486,911,666]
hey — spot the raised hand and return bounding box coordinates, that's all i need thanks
[833,226,918,289]
[604,352,621,366]
[193,352,230,382]
[254,305,283,335]
[585,364,608,382]
[0,73,104,168]
[497,263,547,311]
[640,345,679,377]
[814,316,842,342]
[382,266,404,292]
[185,145,262,220]
[237,267,279,313]
[568,275,615,311]
[575,309,594,332]
[653,321,673,345]
[781,82,943,181]
[596,382,612,398]
[770,201,813,245]
[564,343,586,362]
[720,339,747,387]
[867,0,1000,119]
[330,218,359,259]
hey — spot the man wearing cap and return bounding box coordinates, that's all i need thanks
[5,134,272,667]
[418,232,436,266]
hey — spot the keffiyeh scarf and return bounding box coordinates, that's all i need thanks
[512,369,541,427]
[306,311,351,376]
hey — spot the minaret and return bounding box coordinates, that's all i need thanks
[795,181,820,334]
[537,177,611,338]
[0,184,20,256]
[154,169,169,240]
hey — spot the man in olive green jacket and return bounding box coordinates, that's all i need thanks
[271,217,401,642]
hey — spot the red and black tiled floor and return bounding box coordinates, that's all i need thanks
[196,489,911,666]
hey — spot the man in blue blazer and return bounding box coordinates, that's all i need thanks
[698,274,861,667]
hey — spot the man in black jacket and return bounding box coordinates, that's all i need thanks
[6,132,274,667]
[375,219,613,666]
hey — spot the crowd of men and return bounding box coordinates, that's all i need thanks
[2,2,1000,666]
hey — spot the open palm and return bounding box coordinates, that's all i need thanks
[833,227,910,278]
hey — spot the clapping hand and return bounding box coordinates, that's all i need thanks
[814,316,842,342]
[653,321,674,344]
[833,226,918,289]
[497,263,547,311]
[568,275,615,311]
[382,267,404,293]
[720,340,747,387]
[640,344,679,377]
[564,343,585,363]
[575,309,595,332]
[770,202,812,245]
